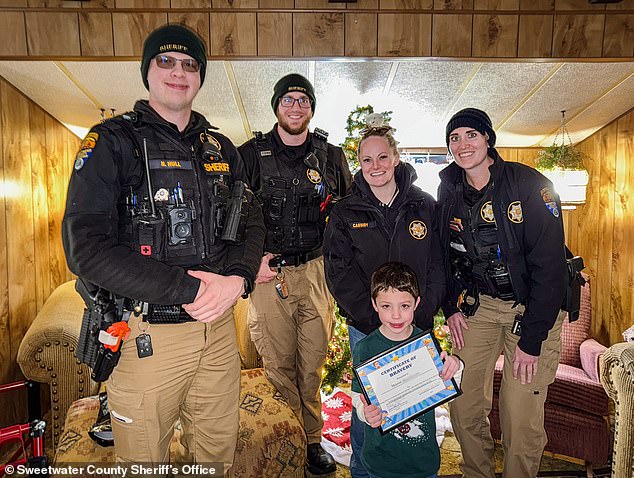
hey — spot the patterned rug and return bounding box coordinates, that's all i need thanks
[323,387,610,478]
[333,435,610,478]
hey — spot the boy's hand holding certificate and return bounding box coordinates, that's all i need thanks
[354,332,461,434]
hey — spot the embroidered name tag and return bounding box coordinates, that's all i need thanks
[352,222,369,229]
[149,160,193,170]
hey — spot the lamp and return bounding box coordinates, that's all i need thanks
[537,110,589,210]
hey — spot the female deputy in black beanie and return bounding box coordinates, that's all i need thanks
[437,108,568,478]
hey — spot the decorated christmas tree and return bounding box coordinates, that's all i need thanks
[321,305,352,394]
[433,313,453,353]
[340,105,393,172]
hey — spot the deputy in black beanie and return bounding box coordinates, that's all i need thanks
[445,107,496,151]
[437,107,569,478]
[63,21,265,472]
[270,73,317,114]
[238,75,352,476]
[140,23,207,89]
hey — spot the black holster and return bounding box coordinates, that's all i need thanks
[75,279,123,382]
[563,256,586,322]
[221,180,249,243]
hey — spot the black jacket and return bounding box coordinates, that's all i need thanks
[437,150,567,356]
[323,162,446,335]
[62,100,265,305]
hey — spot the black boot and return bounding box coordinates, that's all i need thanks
[306,443,336,475]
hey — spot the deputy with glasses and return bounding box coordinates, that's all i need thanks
[62,24,265,469]
[239,73,352,476]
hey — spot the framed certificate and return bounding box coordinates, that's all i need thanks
[353,332,461,435]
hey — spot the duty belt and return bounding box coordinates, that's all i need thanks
[268,248,322,268]
[145,304,196,324]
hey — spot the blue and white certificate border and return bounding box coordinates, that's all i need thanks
[354,333,461,435]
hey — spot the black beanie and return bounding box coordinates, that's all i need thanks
[271,74,316,114]
[445,108,496,148]
[140,24,207,90]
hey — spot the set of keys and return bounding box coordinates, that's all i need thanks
[134,308,154,358]
[275,266,289,300]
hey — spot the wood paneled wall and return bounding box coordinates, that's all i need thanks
[562,108,634,347]
[0,0,633,59]
[429,142,633,348]
[0,76,77,427]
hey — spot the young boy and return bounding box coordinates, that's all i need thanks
[351,262,462,478]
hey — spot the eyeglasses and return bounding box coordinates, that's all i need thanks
[154,55,200,73]
[279,96,312,109]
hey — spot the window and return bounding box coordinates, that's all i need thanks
[400,152,451,199]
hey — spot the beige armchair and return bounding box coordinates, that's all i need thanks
[17,281,99,447]
[600,342,634,478]
[17,281,305,478]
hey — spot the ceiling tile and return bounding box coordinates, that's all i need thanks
[502,62,634,146]
[539,71,634,147]
[1,59,634,149]
[193,60,245,145]
[231,60,309,142]
[451,62,557,128]
[61,61,146,124]
[387,61,477,147]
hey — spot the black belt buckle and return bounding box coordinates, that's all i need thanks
[146,304,195,324]
[268,249,322,269]
[269,255,301,268]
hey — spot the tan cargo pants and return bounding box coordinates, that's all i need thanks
[107,308,240,473]
[248,256,335,444]
[449,295,564,478]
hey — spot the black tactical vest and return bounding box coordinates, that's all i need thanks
[252,130,330,255]
[450,181,514,300]
[110,113,237,269]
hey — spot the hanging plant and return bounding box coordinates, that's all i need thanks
[536,111,588,173]
[536,144,587,172]
[536,111,589,206]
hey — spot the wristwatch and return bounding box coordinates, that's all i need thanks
[241,277,253,299]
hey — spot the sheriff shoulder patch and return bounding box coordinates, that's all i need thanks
[409,220,427,240]
[540,187,560,218]
[74,131,99,170]
[507,201,523,224]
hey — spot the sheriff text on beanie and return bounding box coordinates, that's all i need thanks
[140,24,207,90]
[270,74,316,114]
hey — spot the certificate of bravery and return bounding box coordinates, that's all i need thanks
[354,332,461,434]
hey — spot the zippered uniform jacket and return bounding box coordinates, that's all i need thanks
[323,162,446,335]
[63,100,265,305]
[437,150,568,356]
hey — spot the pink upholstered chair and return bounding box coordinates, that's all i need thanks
[490,278,611,469]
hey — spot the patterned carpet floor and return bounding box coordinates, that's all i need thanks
[333,434,610,478]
